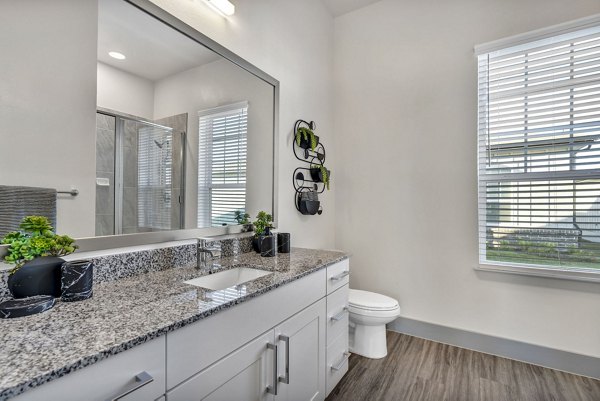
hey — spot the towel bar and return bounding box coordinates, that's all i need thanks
[57,189,79,196]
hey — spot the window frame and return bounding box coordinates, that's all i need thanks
[475,14,600,283]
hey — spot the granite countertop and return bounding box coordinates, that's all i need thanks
[0,247,349,400]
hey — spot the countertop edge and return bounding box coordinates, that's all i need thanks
[0,253,349,400]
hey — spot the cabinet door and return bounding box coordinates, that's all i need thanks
[167,331,276,401]
[275,298,326,401]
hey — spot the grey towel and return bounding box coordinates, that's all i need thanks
[0,185,57,237]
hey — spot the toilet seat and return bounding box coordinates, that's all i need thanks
[349,289,399,311]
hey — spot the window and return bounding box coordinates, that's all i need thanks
[477,22,600,273]
[197,102,248,227]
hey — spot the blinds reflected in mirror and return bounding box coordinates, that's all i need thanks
[137,125,173,230]
[198,102,248,228]
[477,25,600,270]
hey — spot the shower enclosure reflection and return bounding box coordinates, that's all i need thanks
[95,111,185,236]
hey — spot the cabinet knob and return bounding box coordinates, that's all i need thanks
[266,343,278,395]
[107,371,154,401]
[330,271,349,281]
[331,352,350,372]
[330,307,349,322]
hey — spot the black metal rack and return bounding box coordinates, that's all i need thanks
[293,119,327,215]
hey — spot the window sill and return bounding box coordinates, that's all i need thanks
[476,262,600,284]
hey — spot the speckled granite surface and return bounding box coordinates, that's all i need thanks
[0,234,255,300]
[0,247,348,400]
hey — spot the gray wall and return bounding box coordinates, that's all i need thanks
[0,0,98,238]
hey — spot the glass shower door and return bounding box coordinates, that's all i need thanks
[116,118,182,234]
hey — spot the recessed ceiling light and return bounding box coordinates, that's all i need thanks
[108,51,126,60]
[204,0,235,16]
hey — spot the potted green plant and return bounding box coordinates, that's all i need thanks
[252,211,273,253]
[295,126,319,151]
[234,210,253,232]
[2,216,77,298]
[310,164,331,190]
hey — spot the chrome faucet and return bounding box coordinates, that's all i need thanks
[197,239,222,272]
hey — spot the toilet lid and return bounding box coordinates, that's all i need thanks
[348,289,399,311]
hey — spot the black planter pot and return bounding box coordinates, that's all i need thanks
[253,235,265,253]
[61,260,94,302]
[299,199,320,215]
[310,167,330,183]
[298,134,320,150]
[8,256,64,298]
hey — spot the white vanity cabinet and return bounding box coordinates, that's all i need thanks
[12,258,350,401]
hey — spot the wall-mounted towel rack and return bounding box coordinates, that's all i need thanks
[57,189,79,196]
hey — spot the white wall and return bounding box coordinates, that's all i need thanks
[150,0,336,248]
[334,0,600,357]
[153,59,274,228]
[97,62,155,120]
[0,0,98,238]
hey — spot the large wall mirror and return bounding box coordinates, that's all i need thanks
[0,0,278,250]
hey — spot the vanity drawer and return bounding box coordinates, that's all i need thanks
[326,330,349,396]
[327,259,350,294]
[327,284,349,346]
[15,337,166,401]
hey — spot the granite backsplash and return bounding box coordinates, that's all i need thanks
[0,234,254,301]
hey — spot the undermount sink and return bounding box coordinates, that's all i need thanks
[184,267,273,291]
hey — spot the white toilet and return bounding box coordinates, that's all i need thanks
[348,289,400,359]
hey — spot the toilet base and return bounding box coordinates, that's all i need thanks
[349,322,388,359]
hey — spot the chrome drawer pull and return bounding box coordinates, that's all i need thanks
[278,335,290,384]
[330,307,348,322]
[330,271,349,281]
[331,352,350,372]
[108,371,153,401]
[266,343,278,395]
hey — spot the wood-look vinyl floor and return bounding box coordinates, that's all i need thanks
[325,331,600,401]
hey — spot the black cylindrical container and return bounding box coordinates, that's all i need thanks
[61,260,94,302]
[278,233,291,253]
[260,230,277,257]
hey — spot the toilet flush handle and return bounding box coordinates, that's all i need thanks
[330,271,349,281]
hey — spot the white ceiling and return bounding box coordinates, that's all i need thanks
[98,0,220,82]
[322,0,382,17]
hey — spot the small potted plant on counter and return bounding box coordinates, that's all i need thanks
[252,211,273,253]
[234,210,253,232]
[2,216,77,298]
[295,126,319,151]
[310,164,331,190]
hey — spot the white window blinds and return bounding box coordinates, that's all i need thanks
[198,102,248,228]
[137,125,173,231]
[477,25,600,270]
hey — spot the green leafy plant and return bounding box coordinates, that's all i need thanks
[253,211,273,237]
[234,210,253,232]
[234,210,250,225]
[1,216,77,270]
[295,127,317,151]
[311,164,330,190]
